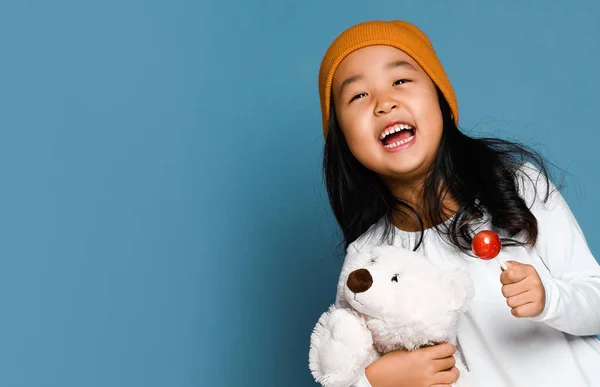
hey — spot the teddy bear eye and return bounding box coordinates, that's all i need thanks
[391,274,399,283]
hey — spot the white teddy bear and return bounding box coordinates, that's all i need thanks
[309,245,474,387]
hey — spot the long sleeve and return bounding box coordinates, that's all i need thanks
[518,164,600,336]
[351,373,374,387]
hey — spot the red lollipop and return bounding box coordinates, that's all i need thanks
[472,230,507,270]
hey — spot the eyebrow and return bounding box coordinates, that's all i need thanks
[337,60,417,95]
[387,60,416,71]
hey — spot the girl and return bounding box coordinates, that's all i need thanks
[315,20,600,387]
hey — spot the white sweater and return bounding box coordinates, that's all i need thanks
[335,164,600,387]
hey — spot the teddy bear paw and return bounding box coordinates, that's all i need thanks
[309,306,378,387]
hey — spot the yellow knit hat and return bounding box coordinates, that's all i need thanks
[318,20,459,138]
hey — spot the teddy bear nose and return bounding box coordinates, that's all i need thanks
[347,269,373,294]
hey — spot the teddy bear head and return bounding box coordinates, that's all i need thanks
[341,245,473,351]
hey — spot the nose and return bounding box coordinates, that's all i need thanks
[374,96,398,116]
[346,268,373,294]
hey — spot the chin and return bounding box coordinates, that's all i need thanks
[381,164,426,182]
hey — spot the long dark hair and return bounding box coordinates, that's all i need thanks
[323,88,557,254]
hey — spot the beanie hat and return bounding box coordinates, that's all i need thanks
[318,20,458,138]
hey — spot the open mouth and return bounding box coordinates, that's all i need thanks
[379,123,416,149]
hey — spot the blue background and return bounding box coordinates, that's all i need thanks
[1,1,599,386]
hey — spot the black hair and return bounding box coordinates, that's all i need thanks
[323,88,556,254]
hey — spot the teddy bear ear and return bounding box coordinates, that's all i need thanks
[446,269,475,311]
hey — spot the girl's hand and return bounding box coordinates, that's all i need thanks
[500,261,546,318]
[365,344,459,387]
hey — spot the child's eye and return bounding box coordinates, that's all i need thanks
[393,79,409,86]
[349,93,368,103]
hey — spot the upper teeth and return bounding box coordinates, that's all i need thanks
[380,124,414,140]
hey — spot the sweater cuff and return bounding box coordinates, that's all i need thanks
[530,276,559,322]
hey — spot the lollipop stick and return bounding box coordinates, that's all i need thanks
[496,258,508,271]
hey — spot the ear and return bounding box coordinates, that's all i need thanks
[446,269,474,311]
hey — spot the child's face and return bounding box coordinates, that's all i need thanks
[332,45,443,186]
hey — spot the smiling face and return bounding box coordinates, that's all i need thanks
[331,45,444,186]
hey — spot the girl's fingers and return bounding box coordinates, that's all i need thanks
[432,356,456,373]
[511,302,538,318]
[432,366,460,384]
[426,343,456,359]
[506,290,533,308]
[501,282,529,298]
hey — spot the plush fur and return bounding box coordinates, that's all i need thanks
[309,246,474,387]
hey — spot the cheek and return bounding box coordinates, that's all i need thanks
[414,92,443,138]
[338,108,369,137]
[426,110,443,140]
[337,109,377,156]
